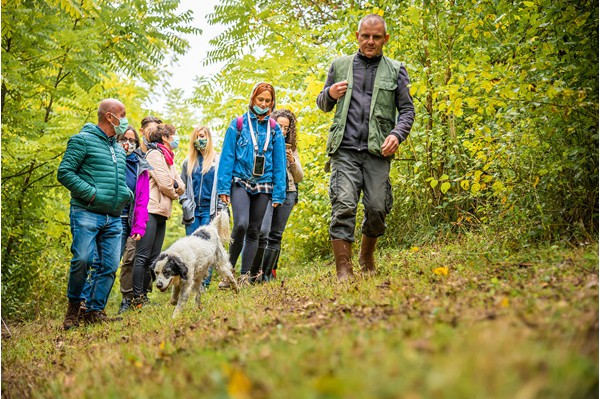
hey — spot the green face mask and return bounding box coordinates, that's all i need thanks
[194,139,208,151]
[109,113,129,135]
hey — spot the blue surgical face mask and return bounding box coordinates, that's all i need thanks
[169,135,180,150]
[252,105,269,115]
[109,113,129,135]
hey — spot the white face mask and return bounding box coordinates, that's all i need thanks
[119,139,137,155]
[125,142,137,155]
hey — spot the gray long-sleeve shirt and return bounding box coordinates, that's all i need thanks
[317,52,415,151]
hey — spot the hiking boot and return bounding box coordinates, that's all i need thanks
[261,248,279,283]
[131,295,144,309]
[63,301,82,330]
[331,239,354,282]
[359,235,378,275]
[83,310,122,325]
[237,273,251,287]
[132,294,153,309]
[78,301,88,322]
[249,247,265,284]
[117,298,133,314]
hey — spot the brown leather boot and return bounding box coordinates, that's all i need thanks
[331,239,354,281]
[359,235,378,274]
[63,300,81,330]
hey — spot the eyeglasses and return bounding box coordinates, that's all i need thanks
[281,126,290,132]
[118,138,137,144]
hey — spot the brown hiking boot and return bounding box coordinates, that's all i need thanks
[78,301,88,322]
[63,301,82,330]
[331,239,354,282]
[359,235,378,275]
[83,310,122,325]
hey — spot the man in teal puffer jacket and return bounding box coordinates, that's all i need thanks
[57,98,133,329]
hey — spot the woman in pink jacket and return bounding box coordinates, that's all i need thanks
[115,126,152,313]
[132,123,185,309]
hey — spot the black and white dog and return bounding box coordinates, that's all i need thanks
[153,211,238,318]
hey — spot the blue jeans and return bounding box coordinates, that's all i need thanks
[67,206,122,312]
[82,217,129,303]
[184,209,211,235]
[185,209,213,286]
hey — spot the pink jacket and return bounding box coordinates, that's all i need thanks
[130,170,150,236]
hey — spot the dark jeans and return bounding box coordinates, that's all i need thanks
[258,191,297,251]
[132,213,167,296]
[329,149,393,242]
[229,183,271,274]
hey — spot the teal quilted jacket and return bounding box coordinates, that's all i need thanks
[57,123,133,216]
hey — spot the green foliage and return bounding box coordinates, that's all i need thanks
[1,0,200,320]
[193,0,598,261]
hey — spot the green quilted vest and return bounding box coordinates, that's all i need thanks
[326,55,402,158]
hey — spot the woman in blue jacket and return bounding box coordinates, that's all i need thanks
[217,82,287,285]
[180,125,223,287]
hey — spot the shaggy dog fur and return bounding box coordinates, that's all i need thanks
[153,211,239,318]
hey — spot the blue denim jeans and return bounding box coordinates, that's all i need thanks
[82,216,129,303]
[68,206,122,312]
[185,209,213,287]
[82,217,131,303]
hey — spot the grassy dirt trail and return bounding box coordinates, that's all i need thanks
[2,240,598,398]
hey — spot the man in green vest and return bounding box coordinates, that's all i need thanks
[317,14,415,281]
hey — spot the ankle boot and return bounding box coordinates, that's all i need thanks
[261,248,279,282]
[359,235,378,274]
[63,300,81,330]
[250,246,265,284]
[331,240,354,281]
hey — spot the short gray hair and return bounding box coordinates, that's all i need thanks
[358,14,387,34]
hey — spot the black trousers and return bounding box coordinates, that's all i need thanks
[132,213,166,296]
[229,183,271,274]
[258,191,297,251]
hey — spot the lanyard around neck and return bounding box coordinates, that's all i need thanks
[246,112,270,155]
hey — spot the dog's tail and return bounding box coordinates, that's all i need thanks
[211,210,231,246]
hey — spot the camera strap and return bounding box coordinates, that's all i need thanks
[246,111,271,156]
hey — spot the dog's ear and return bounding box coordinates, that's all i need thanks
[151,253,168,273]
[169,255,189,280]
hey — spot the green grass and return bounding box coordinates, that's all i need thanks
[2,237,598,399]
